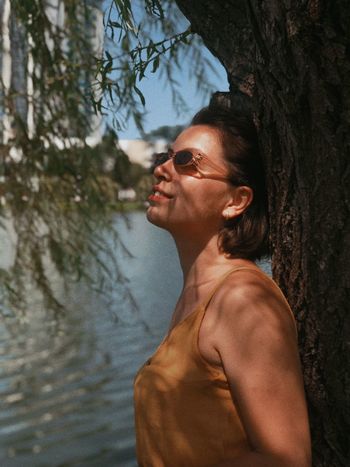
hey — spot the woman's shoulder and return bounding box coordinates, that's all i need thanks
[216,264,281,301]
[209,264,297,339]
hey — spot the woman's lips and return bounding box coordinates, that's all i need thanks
[149,186,173,202]
[148,191,172,202]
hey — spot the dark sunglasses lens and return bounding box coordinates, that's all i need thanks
[153,152,169,167]
[174,150,193,166]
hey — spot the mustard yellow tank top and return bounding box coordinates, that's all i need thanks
[134,266,296,467]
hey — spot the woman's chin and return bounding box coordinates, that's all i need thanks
[146,205,166,228]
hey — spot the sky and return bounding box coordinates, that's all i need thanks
[117,48,229,139]
[102,1,229,140]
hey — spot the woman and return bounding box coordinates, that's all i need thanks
[134,105,311,467]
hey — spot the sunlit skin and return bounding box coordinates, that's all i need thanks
[147,125,311,467]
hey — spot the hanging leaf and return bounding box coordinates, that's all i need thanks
[151,55,160,73]
[134,85,146,106]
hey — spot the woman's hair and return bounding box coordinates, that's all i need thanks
[191,105,270,261]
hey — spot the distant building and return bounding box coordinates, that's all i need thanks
[118,139,167,168]
[0,0,104,147]
[118,188,136,201]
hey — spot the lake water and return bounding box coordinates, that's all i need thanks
[0,211,270,466]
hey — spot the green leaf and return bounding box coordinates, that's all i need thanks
[151,55,160,73]
[133,86,145,106]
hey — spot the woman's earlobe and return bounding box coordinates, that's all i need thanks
[223,210,232,220]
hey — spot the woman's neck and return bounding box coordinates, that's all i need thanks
[173,233,253,289]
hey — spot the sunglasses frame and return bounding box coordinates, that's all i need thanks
[153,147,229,181]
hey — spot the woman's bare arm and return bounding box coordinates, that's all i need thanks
[209,270,311,467]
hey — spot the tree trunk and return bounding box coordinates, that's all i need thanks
[175,1,350,465]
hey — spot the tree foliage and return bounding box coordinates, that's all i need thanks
[0,0,215,315]
[144,124,185,142]
[101,0,216,131]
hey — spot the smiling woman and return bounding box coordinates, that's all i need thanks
[134,103,311,467]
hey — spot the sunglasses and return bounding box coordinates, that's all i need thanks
[152,148,229,181]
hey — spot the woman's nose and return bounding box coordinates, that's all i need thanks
[153,158,173,180]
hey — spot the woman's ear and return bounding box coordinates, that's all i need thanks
[222,186,253,220]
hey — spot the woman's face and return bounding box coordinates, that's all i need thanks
[146,125,234,238]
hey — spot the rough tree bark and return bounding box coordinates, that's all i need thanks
[175,1,350,466]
